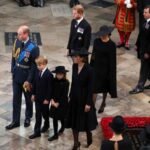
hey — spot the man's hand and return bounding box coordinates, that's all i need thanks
[43,100,49,105]
[84,105,91,112]
[31,95,35,102]
[55,102,59,108]
[23,81,32,92]
[144,53,149,59]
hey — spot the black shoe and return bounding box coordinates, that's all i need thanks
[98,103,106,114]
[58,128,64,135]
[144,85,150,89]
[72,142,80,150]
[24,119,30,127]
[29,133,41,139]
[5,122,20,130]
[48,134,58,141]
[69,1,74,8]
[124,44,130,50]
[41,126,49,133]
[75,1,80,5]
[129,88,143,94]
[18,2,28,7]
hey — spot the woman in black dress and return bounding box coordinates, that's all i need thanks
[101,116,133,150]
[66,48,98,150]
[90,25,117,113]
[49,66,69,141]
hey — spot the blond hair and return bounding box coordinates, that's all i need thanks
[73,4,84,15]
[35,56,48,65]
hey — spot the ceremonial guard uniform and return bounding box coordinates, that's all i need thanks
[114,0,137,49]
[6,38,39,130]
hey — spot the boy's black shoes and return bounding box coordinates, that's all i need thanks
[5,122,20,130]
[29,133,41,139]
[24,119,30,127]
[58,128,64,135]
[48,134,58,141]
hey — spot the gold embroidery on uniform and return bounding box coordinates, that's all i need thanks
[12,39,21,60]
[14,48,21,59]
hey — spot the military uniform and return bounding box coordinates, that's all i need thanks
[11,39,40,125]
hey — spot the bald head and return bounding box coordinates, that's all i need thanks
[17,25,30,41]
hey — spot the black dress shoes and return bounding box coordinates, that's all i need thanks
[5,122,20,130]
[98,103,106,114]
[18,1,29,7]
[129,88,143,94]
[48,134,58,141]
[24,119,30,127]
[41,126,49,133]
[69,1,80,8]
[29,133,41,139]
[58,128,64,135]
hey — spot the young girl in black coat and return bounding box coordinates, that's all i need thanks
[48,66,69,141]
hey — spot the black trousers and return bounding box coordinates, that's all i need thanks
[34,102,49,134]
[53,118,64,135]
[12,80,33,123]
[137,59,150,89]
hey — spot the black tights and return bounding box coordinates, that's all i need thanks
[53,119,64,135]
[72,130,92,145]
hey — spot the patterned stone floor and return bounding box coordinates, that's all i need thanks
[0,0,150,150]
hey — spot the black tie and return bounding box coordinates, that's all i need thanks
[22,42,24,48]
[145,21,149,29]
[39,71,42,78]
[75,21,78,28]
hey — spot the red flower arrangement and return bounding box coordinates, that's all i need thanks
[100,117,150,139]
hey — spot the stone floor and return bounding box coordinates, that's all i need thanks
[0,0,150,150]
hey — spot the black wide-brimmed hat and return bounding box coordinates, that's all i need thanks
[109,116,126,133]
[68,48,91,56]
[52,66,69,73]
[140,125,150,142]
[97,25,114,37]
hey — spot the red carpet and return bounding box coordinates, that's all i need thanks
[100,117,150,139]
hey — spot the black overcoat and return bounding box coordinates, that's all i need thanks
[66,64,97,132]
[50,78,69,120]
[90,38,117,98]
[32,68,53,103]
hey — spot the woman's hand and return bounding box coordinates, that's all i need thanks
[43,100,49,105]
[84,105,91,112]
[31,95,35,102]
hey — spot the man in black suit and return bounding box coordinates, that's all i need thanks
[137,0,150,31]
[29,56,53,139]
[5,25,40,130]
[129,6,150,94]
[67,4,91,55]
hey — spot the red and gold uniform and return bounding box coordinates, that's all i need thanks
[114,0,137,48]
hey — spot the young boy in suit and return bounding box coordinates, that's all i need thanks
[29,56,53,139]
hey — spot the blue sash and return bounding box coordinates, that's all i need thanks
[17,43,35,63]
